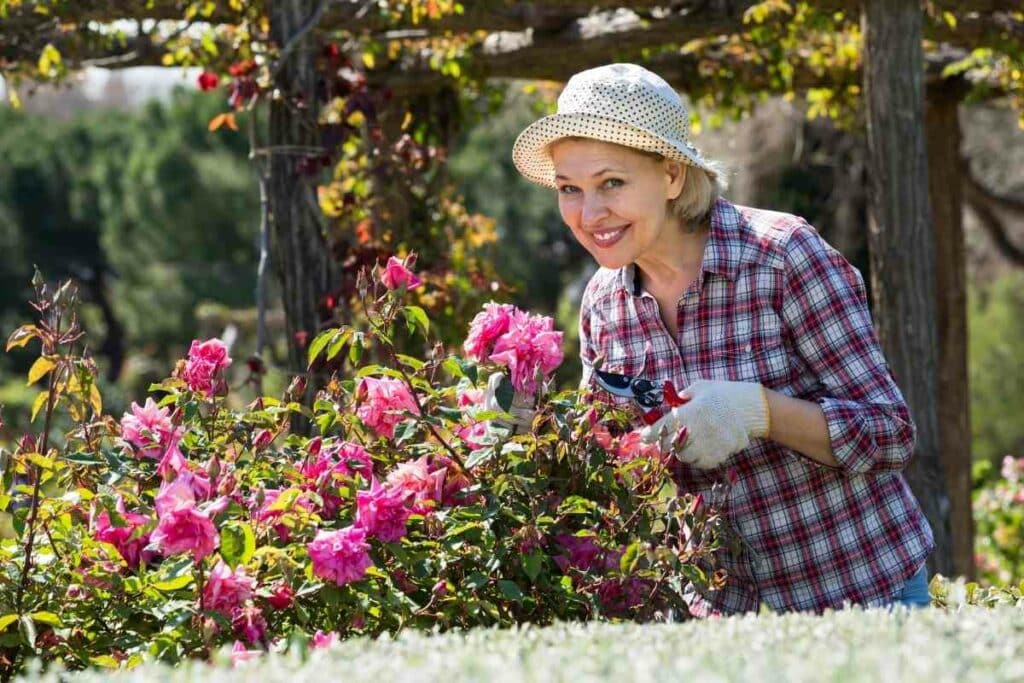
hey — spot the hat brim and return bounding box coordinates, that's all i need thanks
[512,112,714,189]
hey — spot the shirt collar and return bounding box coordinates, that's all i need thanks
[618,197,745,296]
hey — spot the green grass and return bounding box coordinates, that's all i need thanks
[26,603,1024,683]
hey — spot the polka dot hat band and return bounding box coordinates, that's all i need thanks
[512,63,716,188]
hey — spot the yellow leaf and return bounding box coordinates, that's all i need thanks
[37,43,61,77]
[942,11,956,29]
[347,110,366,127]
[6,324,39,351]
[27,453,54,470]
[208,113,228,131]
[362,51,375,69]
[30,391,49,423]
[27,356,55,386]
[161,53,176,66]
[90,383,102,416]
[401,111,413,131]
[8,89,21,110]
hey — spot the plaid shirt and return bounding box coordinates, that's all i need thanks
[578,198,934,614]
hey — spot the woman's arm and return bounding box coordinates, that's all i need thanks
[779,224,916,475]
[764,390,840,469]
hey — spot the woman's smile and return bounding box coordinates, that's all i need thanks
[589,224,630,248]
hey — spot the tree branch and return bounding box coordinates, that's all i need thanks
[963,165,1024,267]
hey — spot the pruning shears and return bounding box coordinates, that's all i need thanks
[593,369,689,425]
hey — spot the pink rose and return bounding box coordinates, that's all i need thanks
[301,440,373,484]
[251,488,315,541]
[231,605,267,645]
[379,255,422,291]
[150,505,219,562]
[488,310,564,394]
[385,456,441,514]
[311,630,339,649]
[307,526,373,586]
[203,560,255,615]
[355,478,413,542]
[90,498,153,569]
[266,582,294,610]
[463,302,516,361]
[120,398,176,459]
[553,533,603,573]
[230,640,262,666]
[183,338,232,396]
[355,377,420,439]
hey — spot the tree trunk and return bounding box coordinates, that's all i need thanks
[268,0,337,420]
[925,81,974,579]
[861,0,952,575]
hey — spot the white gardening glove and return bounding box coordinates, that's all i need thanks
[640,379,771,470]
[482,372,536,432]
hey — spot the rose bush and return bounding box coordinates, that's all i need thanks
[974,455,1024,585]
[0,265,733,678]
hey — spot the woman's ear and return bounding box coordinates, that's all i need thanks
[665,160,686,200]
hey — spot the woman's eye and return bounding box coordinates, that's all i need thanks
[558,185,580,195]
[603,178,624,189]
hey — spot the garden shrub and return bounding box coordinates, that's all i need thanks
[0,261,730,677]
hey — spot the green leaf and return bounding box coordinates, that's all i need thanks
[326,328,353,361]
[522,549,544,582]
[619,541,641,574]
[63,451,105,466]
[403,305,430,337]
[442,357,465,378]
[464,572,488,590]
[465,446,496,470]
[220,522,256,568]
[494,374,513,413]
[497,580,524,602]
[307,330,335,367]
[151,574,194,592]
[18,615,36,651]
[395,354,425,371]
[29,611,61,627]
[349,335,364,364]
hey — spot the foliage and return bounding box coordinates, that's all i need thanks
[968,271,1024,467]
[0,90,258,387]
[18,594,1024,682]
[0,267,731,679]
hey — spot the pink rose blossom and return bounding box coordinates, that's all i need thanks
[488,310,564,394]
[355,478,413,542]
[1001,455,1023,483]
[355,377,420,439]
[463,302,517,361]
[455,387,490,450]
[311,630,339,649]
[301,440,373,483]
[266,582,294,610]
[182,338,232,396]
[150,505,219,562]
[307,526,373,586]
[230,640,262,666]
[120,398,176,459]
[379,255,422,291]
[385,456,441,513]
[251,488,315,541]
[231,604,267,645]
[596,576,651,616]
[203,560,255,615]
[553,533,603,573]
[90,498,153,569]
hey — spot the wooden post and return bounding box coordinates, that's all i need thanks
[861,0,953,575]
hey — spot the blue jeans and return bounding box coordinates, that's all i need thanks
[894,563,931,608]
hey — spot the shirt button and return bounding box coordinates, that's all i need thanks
[744,343,752,353]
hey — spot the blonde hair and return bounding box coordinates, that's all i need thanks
[547,136,727,228]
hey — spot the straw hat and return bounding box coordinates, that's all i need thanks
[512,63,715,188]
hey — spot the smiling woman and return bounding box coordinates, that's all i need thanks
[511,63,935,615]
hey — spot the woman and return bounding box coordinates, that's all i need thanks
[511,63,934,614]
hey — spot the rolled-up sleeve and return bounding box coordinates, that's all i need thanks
[781,225,916,474]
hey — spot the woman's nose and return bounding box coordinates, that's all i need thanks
[580,193,609,226]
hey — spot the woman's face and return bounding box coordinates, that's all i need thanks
[550,138,685,271]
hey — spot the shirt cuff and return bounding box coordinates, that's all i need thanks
[818,396,877,475]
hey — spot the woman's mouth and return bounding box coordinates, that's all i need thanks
[590,225,629,248]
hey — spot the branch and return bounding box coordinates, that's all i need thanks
[963,165,1024,267]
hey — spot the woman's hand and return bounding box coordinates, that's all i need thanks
[482,372,536,432]
[640,379,770,469]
